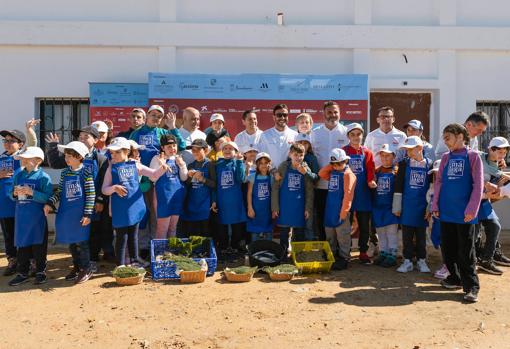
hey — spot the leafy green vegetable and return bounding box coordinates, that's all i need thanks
[112,266,145,278]
[263,264,299,275]
[225,266,258,275]
[165,255,201,271]
[167,236,209,257]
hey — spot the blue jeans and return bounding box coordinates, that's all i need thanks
[69,240,91,270]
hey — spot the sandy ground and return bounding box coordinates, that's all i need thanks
[1,240,510,349]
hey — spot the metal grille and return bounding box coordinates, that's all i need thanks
[476,101,510,151]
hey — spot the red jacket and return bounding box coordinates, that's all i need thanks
[342,144,375,184]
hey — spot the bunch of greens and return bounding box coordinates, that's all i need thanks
[224,266,258,275]
[263,264,299,275]
[112,266,146,278]
[167,236,209,257]
[165,255,201,271]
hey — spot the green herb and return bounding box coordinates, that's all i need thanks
[167,236,209,257]
[165,255,201,271]
[112,266,145,278]
[263,264,299,275]
[225,266,258,275]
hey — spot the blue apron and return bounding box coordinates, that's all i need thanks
[182,162,211,221]
[155,158,186,218]
[110,161,146,228]
[401,159,430,228]
[134,127,160,166]
[55,168,91,244]
[247,174,272,233]
[14,170,47,247]
[217,159,247,224]
[431,216,441,248]
[439,150,478,224]
[478,199,497,221]
[0,153,20,218]
[372,169,399,228]
[277,166,305,228]
[347,150,372,212]
[324,169,346,228]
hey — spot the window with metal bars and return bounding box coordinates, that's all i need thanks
[476,101,510,153]
[38,98,90,164]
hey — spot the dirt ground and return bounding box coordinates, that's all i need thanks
[1,239,510,349]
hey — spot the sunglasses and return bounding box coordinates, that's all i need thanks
[275,113,288,118]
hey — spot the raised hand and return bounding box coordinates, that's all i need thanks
[158,153,170,172]
[25,118,41,130]
[164,112,177,129]
[175,154,185,168]
[45,132,60,144]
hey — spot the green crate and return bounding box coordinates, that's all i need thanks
[291,241,335,274]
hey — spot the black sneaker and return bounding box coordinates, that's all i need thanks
[464,289,479,303]
[332,258,348,270]
[494,249,510,267]
[65,268,79,281]
[75,269,93,284]
[9,274,29,286]
[478,260,504,275]
[440,277,462,290]
[34,272,47,285]
[3,258,17,276]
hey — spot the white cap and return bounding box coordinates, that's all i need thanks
[15,146,45,161]
[428,159,441,174]
[91,121,108,133]
[107,137,131,151]
[220,141,239,152]
[329,148,350,163]
[57,141,89,158]
[241,145,258,154]
[488,136,510,149]
[294,133,312,144]
[404,119,423,131]
[128,139,145,150]
[376,143,396,155]
[346,123,364,134]
[400,136,423,148]
[255,152,271,162]
[147,105,165,114]
[210,113,225,123]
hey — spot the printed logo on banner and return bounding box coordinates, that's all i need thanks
[447,159,465,177]
[377,177,391,193]
[409,170,426,187]
[221,170,234,188]
[0,157,14,172]
[139,134,155,146]
[328,175,339,191]
[257,182,270,200]
[288,173,301,190]
[349,158,363,174]
[118,166,135,184]
[65,179,83,200]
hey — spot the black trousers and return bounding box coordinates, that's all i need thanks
[278,226,305,255]
[479,218,501,261]
[314,189,328,241]
[215,222,246,251]
[179,219,211,238]
[90,207,115,261]
[17,226,49,276]
[440,221,480,293]
[0,217,17,258]
[402,225,427,260]
[351,211,371,253]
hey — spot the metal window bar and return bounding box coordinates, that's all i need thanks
[476,101,510,161]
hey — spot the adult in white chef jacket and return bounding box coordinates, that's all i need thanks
[310,100,349,240]
[234,110,263,153]
[364,106,407,167]
[258,104,297,168]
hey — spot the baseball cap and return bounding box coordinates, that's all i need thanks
[221,141,239,152]
[72,125,99,139]
[186,138,208,150]
[404,119,423,131]
[329,148,350,163]
[15,146,44,161]
[57,141,89,158]
[210,113,225,123]
[160,134,178,147]
[241,145,259,154]
[147,105,165,115]
[488,136,510,149]
[400,136,423,148]
[106,137,131,151]
[255,152,271,162]
[294,133,312,144]
[0,129,26,143]
[346,123,364,135]
[376,143,396,155]
[91,121,108,133]
[428,159,441,174]
[128,140,145,150]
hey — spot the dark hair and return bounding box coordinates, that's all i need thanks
[323,100,339,111]
[242,109,257,120]
[443,123,469,145]
[289,143,305,154]
[160,134,178,148]
[465,111,490,127]
[205,129,228,147]
[377,106,394,114]
[272,104,288,115]
[63,149,84,162]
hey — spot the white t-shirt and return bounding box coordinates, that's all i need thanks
[364,127,407,167]
[310,123,349,189]
[258,127,298,168]
[234,129,263,153]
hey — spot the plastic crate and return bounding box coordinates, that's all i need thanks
[291,241,335,274]
[150,238,217,280]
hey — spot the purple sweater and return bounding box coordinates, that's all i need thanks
[431,147,483,218]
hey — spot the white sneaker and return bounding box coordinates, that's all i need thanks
[417,259,431,273]
[367,242,379,258]
[397,259,413,273]
[434,264,450,279]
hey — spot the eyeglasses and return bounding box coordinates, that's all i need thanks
[275,113,288,118]
[2,139,18,144]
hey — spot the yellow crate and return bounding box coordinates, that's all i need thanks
[291,241,335,274]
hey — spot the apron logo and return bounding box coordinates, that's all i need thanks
[139,134,155,146]
[257,182,269,199]
[191,170,204,188]
[329,175,339,191]
[447,159,465,177]
[166,165,178,179]
[65,179,83,200]
[409,170,426,187]
[377,177,391,193]
[0,158,14,171]
[349,158,363,174]
[118,166,135,183]
[288,173,302,190]
[221,170,234,188]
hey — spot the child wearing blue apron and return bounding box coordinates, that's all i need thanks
[271,144,314,256]
[393,136,432,273]
[212,141,247,254]
[432,123,484,303]
[102,137,168,266]
[180,139,215,237]
[319,148,356,270]
[0,129,25,276]
[8,147,53,286]
[372,144,400,268]
[150,134,188,239]
[246,152,273,241]
[45,142,96,284]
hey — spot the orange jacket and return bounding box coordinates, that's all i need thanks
[319,164,357,218]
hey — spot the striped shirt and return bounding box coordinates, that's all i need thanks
[48,166,95,216]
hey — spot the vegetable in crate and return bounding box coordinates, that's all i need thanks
[295,250,328,263]
[112,266,146,278]
[263,264,299,275]
[224,266,258,275]
[165,255,202,271]
[167,236,209,257]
